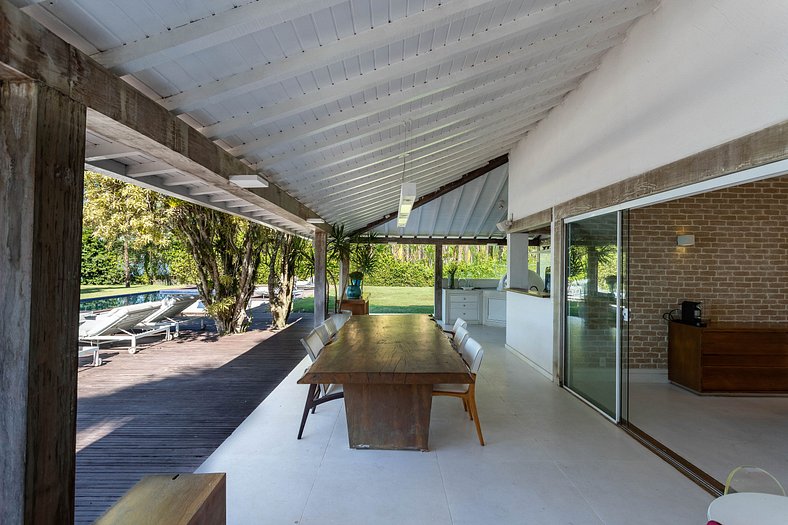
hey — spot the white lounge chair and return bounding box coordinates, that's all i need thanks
[78,302,173,353]
[139,296,196,338]
[78,345,102,367]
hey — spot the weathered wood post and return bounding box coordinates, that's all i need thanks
[434,243,443,322]
[0,80,86,525]
[313,230,327,326]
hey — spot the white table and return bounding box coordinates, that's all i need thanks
[707,492,788,524]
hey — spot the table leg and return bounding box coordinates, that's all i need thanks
[343,383,433,451]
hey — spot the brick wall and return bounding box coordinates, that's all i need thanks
[628,176,788,369]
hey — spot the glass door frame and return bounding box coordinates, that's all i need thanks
[562,210,627,424]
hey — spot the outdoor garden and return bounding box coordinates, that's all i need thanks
[82,171,508,332]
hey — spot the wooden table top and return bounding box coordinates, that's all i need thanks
[298,314,473,385]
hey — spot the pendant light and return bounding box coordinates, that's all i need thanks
[397,121,415,228]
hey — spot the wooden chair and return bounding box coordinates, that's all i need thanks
[433,337,485,445]
[297,330,343,439]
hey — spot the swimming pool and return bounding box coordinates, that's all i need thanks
[79,289,199,312]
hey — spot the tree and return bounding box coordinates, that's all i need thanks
[80,228,123,284]
[171,203,267,334]
[82,171,170,287]
[262,232,308,329]
[328,224,353,311]
[350,233,379,294]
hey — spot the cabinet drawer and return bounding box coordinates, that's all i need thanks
[449,294,478,303]
[457,310,479,321]
[451,301,478,310]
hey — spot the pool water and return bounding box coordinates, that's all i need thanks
[79,289,199,312]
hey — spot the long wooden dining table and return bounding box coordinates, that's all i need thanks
[298,314,473,451]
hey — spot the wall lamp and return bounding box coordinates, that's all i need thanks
[676,234,695,247]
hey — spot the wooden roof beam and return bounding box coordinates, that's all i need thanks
[0,0,325,234]
[201,1,655,139]
[92,0,347,75]
[369,237,506,246]
[230,36,622,158]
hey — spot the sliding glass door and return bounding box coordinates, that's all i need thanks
[564,211,626,421]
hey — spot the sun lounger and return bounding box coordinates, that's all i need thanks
[139,296,196,338]
[78,302,173,353]
[78,345,102,366]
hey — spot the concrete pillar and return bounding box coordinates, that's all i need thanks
[313,230,327,326]
[0,80,86,525]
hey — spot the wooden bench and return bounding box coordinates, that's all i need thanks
[95,473,226,525]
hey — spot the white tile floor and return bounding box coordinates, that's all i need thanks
[629,381,788,485]
[197,323,712,524]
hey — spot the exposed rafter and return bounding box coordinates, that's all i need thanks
[350,155,508,236]
[161,0,507,113]
[92,0,348,75]
[260,67,591,168]
[0,0,324,235]
[200,1,654,139]
[9,0,659,239]
[229,37,620,159]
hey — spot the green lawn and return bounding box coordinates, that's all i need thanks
[81,284,434,314]
[292,285,434,314]
[80,283,187,299]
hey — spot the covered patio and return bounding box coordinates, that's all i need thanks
[2,0,787,524]
[197,323,710,524]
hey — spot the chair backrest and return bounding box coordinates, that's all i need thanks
[143,296,196,324]
[452,317,468,333]
[724,466,786,496]
[323,317,338,337]
[453,325,469,349]
[314,323,332,345]
[115,302,163,331]
[461,337,484,374]
[334,311,352,328]
[78,307,129,338]
[300,330,324,362]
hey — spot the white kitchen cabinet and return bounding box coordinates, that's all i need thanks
[442,289,481,325]
[483,290,507,327]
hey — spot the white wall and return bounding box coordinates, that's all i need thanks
[508,0,788,218]
[506,292,553,378]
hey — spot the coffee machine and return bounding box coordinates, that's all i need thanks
[681,301,704,326]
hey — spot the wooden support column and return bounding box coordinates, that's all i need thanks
[338,254,349,309]
[313,230,327,327]
[434,243,443,322]
[0,80,86,524]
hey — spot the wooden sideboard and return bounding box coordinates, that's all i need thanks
[342,298,369,315]
[668,321,788,393]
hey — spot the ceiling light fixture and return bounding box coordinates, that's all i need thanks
[229,174,269,188]
[397,182,417,228]
[306,218,325,224]
[397,121,415,228]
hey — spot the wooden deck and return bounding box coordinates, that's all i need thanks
[75,310,313,524]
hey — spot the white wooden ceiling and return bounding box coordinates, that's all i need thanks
[17,0,657,236]
[373,163,508,239]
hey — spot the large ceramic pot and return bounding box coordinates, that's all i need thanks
[346,279,362,299]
